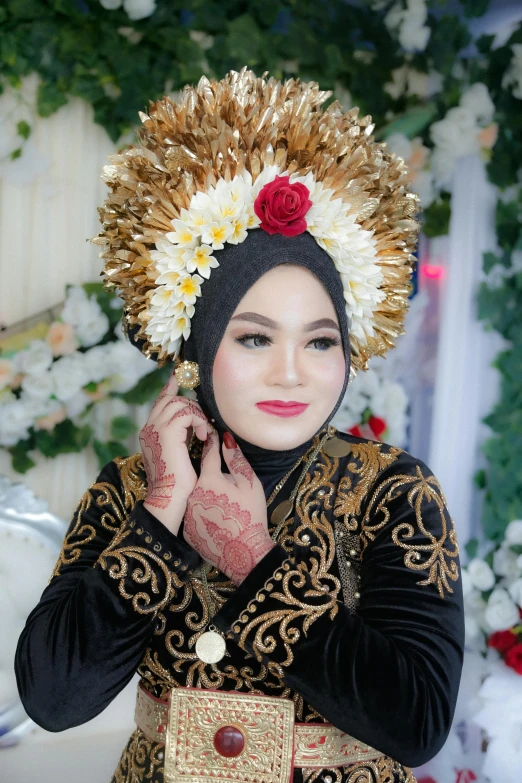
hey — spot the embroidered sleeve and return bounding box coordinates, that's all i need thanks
[213,544,338,667]
[360,458,460,599]
[15,455,199,731]
[95,501,199,614]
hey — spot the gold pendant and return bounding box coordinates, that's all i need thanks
[323,437,351,457]
[270,498,293,525]
[195,628,226,664]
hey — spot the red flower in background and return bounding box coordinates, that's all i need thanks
[349,415,388,442]
[456,771,477,783]
[254,176,312,237]
[505,642,522,675]
[488,629,518,653]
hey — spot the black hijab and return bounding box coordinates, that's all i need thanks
[131,230,351,496]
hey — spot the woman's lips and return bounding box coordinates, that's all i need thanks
[255,400,310,418]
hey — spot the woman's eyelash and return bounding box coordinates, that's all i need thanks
[234,332,341,349]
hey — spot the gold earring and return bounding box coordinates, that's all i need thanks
[174,360,200,390]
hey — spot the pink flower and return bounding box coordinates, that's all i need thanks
[35,406,68,432]
[46,321,78,357]
[478,122,498,150]
[254,176,312,237]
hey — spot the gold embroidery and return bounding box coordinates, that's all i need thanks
[228,449,342,667]
[361,464,460,598]
[51,454,147,580]
[334,443,401,531]
[97,522,184,614]
[111,728,165,783]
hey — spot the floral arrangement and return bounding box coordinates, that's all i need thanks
[463,523,522,669]
[142,169,382,357]
[0,284,170,473]
[331,366,409,448]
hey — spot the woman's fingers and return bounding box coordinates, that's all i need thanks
[199,427,222,475]
[151,373,179,413]
[221,432,255,489]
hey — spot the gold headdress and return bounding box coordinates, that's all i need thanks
[93,68,419,375]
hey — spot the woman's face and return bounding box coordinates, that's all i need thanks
[213,264,347,451]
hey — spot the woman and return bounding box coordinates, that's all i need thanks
[15,70,464,783]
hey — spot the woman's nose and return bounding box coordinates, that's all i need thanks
[265,345,303,388]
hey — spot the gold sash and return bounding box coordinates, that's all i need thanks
[135,682,383,783]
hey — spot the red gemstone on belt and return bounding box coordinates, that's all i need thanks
[213,725,245,757]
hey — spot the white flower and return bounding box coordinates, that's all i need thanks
[484,588,520,631]
[82,344,113,384]
[20,372,54,401]
[165,220,199,248]
[49,354,90,402]
[461,83,495,125]
[474,663,522,783]
[505,519,522,545]
[61,287,110,347]
[189,30,214,50]
[384,0,430,53]
[65,390,91,419]
[502,43,522,100]
[99,0,122,8]
[104,341,156,393]
[122,0,156,20]
[430,106,481,189]
[14,340,54,376]
[430,106,479,154]
[509,578,522,608]
[467,558,496,591]
[185,245,219,279]
[200,221,234,250]
[493,545,521,580]
[0,399,34,446]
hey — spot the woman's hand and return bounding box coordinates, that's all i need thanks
[183,431,274,585]
[139,373,210,535]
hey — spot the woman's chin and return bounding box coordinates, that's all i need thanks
[232,415,322,451]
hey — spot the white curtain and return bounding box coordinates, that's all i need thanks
[428,154,505,549]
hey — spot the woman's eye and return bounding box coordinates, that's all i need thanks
[235,333,273,348]
[308,336,341,351]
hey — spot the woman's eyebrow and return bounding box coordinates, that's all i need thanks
[229,312,340,332]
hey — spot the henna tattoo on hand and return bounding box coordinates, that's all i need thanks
[166,399,208,427]
[185,488,273,585]
[230,447,255,488]
[140,424,176,509]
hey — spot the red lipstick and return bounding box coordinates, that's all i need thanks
[255,400,309,418]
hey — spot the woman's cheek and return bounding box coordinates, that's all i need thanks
[213,344,259,410]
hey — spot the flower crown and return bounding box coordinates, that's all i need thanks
[94,69,419,375]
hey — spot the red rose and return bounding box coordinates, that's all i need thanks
[487,629,518,653]
[505,642,522,674]
[417,777,437,783]
[254,176,312,237]
[348,425,364,438]
[369,415,387,438]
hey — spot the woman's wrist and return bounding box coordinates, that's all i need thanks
[143,497,187,536]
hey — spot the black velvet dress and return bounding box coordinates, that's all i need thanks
[15,429,465,783]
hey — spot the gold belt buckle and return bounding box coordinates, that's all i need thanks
[165,687,295,783]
